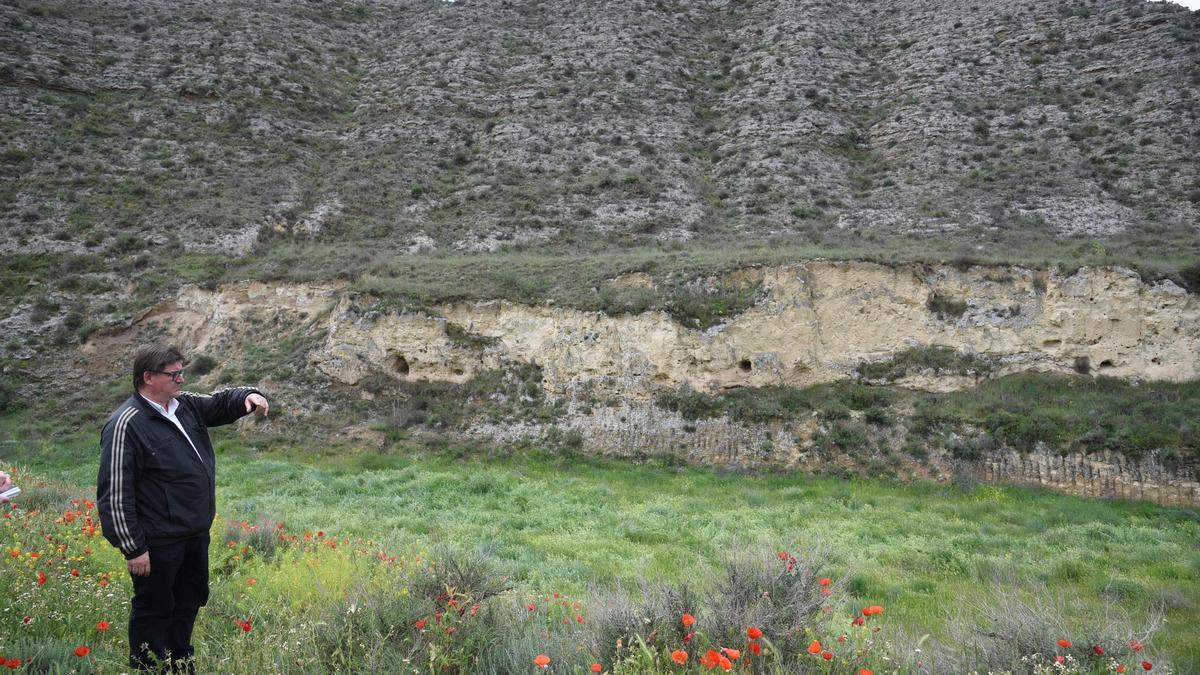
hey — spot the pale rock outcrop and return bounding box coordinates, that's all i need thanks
[80,261,1199,503]
[310,261,1198,396]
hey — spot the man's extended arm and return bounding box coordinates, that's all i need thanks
[96,411,147,561]
[179,387,268,427]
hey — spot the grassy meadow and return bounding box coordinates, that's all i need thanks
[1,434,1196,673]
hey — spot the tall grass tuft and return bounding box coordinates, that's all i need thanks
[940,578,1168,673]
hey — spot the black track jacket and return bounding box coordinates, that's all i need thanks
[97,387,260,560]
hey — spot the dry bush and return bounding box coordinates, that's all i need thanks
[935,575,1169,673]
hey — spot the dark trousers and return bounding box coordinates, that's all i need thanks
[129,534,210,672]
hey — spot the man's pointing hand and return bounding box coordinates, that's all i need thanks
[245,393,269,416]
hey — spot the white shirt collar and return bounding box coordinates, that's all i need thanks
[145,396,179,418]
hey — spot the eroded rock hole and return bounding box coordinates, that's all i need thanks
[393,355,410,376]
[739,359,752,372]
[1099,359,1114,369]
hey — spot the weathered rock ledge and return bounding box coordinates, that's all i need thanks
[311,260,1197,394]
[81,260,1200,504]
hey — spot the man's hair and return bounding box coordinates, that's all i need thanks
[132,345,185,391]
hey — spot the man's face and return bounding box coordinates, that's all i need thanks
[143,360,184,402]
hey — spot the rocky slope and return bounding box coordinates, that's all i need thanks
[2,0,1198,255]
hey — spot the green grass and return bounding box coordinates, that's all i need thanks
[3,436,1197,669]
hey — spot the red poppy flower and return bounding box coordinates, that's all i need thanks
[1055,656,1066,665]
[1058,639,1072,649]
[818,577,831,586]
[36,572,46,587]
[576,614,584,624]
[526,603,536,612]
[682,613,696,627]
[683,631,694,643]
[700,649,721,669]
[837,634,846,643]
[1142,662,1153,671]
[777,550,789,561]
[71,569,79,577]
[415,619,426,630]
[96,621,110,631]
[1116,666,1125,673]
[671,650,688,665]
[852,616,864,626]
[1128,640,1144,652]
[821,650,833,661]
[718,655,732,671]
[747,626,762,640]
[860,670,873,675]
[749,642,761,655]
[534,654,550,669]
[6,658,21,669]
[721,647,740,660]
[1093,645,1105,655]
[807,640,822,654]
[592,663,602,672]
[74,646,90,657]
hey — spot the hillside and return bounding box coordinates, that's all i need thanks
[2,0,1199,502]
[2,0,1198,257]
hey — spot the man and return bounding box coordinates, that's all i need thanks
[0,470,12,502]
[97,345,269,672]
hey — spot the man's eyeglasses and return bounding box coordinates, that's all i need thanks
[152,369,185,382]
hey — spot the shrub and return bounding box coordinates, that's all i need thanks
[856,345,996,381]
[188,353,218,376]
[940,581,1168,673]
[596,287,655,317]
[663,282,761,330]
[909,400,961,437]
[220,518,288,564]
[863,406,893,427]
[1176,261,1200,293]
[0,376,17,413]
[829,420,868,450]
[983,409,1069,450]
[926,293,969,320]
[444,322,499,350]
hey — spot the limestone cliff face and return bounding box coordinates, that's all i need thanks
[81,261,1198,394]
[80,282,342,375]
[82,261,1198,504]
[311,261,1197,395]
